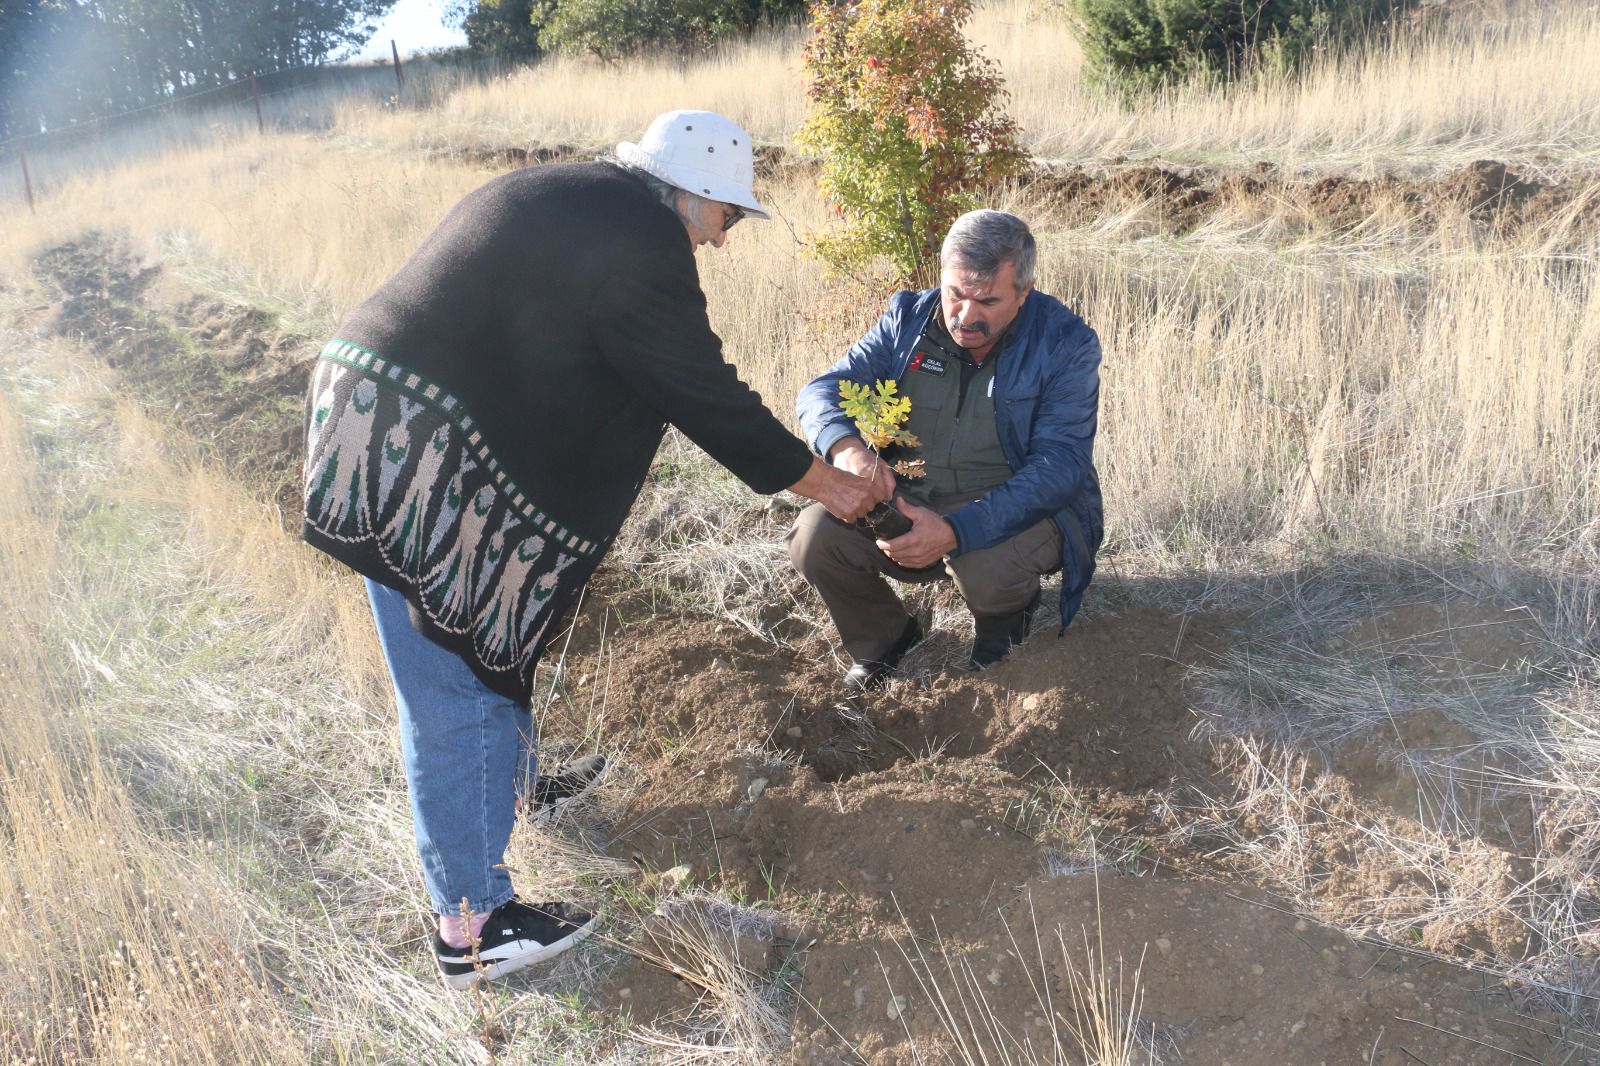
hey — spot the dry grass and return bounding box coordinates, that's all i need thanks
[1169,735,1600,1036]
[624,892,794,1060]
[872,887,1163,1066]
[337,27,812,154]
[2,11,1596,590]
[1,1,1599,1061]
[0,309,651,1062]
[979,0,1600,172]
[8,0,1599,220]
[325,1,1600,172]
[0,345,309,1063]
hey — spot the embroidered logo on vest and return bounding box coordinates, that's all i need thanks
[909,350,947,377]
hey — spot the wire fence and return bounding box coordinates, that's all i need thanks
[3,43,465,213]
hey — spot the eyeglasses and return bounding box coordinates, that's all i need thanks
[722,205,746,232]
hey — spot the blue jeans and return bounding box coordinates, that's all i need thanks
[365,579,537,917]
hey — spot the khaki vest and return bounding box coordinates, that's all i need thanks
[897,327,1013,505]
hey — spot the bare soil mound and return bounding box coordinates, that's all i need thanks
[1023,158,1600,240]
[554,591,1568,1063]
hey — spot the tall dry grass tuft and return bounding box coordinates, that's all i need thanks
[1057,929,1153,1066]
[0,389,307,1063]
[1048,221,1600,573]
[876,889,1159,1065]
[0,318,623,1060]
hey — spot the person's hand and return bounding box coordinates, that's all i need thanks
[788,456,888,523]
[878,497,957,569]
[829,437,896,500]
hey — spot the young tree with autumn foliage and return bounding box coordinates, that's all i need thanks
[797,0,1027,285]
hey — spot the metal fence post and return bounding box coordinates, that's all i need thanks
[251,74,264,134]
[18,142,35,214]
[391,41,404,95]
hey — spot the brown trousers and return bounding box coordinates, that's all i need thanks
[786,503,1062,663]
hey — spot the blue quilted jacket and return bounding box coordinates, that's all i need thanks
[796,288,1104,629]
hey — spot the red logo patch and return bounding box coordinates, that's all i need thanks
[907,352,925,372]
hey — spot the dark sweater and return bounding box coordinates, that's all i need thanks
[303,162,813,700]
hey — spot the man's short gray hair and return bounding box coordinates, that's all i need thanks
[940,210,1036,290]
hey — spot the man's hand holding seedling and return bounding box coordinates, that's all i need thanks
[837,378,954,565]
[878,498,957,568]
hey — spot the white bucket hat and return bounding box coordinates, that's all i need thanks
[616,110,770,220]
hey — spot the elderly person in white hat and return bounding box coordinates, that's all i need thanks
[615,109,771,245]
[301,109,885,989]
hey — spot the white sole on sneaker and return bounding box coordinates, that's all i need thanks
[438,910,600,991]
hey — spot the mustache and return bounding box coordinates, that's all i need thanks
[951,318,989,335]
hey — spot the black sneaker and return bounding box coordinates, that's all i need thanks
[433,899,598,990]
[528,754,608,823]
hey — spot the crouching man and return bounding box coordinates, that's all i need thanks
[788,210,1104,688]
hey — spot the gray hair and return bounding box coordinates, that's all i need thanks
[940,209,1036,290]
[606,154,714,220]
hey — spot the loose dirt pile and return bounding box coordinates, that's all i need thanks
[20,219,1595,1063]
[426,148,1600,243]
[1021,157,1600,241]
[564,602,1566,1064]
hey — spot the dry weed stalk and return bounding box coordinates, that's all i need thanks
[621,892,789,1060]
[1054,875,1154,1066]
[459,898,506,1061]
[877,886,1159,1066]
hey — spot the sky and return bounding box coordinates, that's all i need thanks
[355,0,468,60]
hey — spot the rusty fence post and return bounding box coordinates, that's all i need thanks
[18,141,35,215]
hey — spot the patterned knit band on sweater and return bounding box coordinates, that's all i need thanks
[304,340,599,701]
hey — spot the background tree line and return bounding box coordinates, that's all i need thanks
[0,0,393,141]
[450,0,806,63]
[453,0,1419,83]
